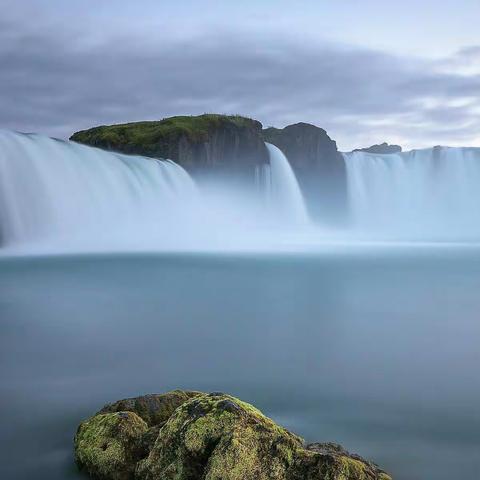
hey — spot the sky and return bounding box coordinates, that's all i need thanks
[1,0,480,150]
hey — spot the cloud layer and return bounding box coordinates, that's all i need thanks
[1,13,479,150]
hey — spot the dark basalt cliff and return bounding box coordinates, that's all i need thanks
[71,114,269,179]
[352,143,402,154]
[263,123,347,221]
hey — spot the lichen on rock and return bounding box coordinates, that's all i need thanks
[292,443,391,480]
[74,411,148,480]
[74,390,392,480]
[136,392,303,480]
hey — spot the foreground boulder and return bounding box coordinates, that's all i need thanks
[75,390,392,480]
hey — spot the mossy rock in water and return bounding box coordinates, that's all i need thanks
[74,411,148,480]
[74,391,392,480]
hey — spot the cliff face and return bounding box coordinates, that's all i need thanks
[263,123,347,222]
[352,142,402,154]
[70,115,269,179]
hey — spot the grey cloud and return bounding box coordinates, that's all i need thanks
[0,16,479,150]
[456,45,480,60]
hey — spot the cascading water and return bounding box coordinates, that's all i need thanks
[0,130,199,250]
[0,131,310,253]
[4,128,480,250]
[257,143,309,225]
[344,147,480,240]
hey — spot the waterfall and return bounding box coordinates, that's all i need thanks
[344,147,480,240]
[257,143,309,225]
[4,129,480,250]
[0,130,199,249]
[0,131,311,252]
[5,128,480,249]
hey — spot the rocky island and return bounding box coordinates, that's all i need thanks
[70,114,352,220]
[74,390,392,480]
[70,114,405,223]
[352,143,402,154]
[71,115,269,179]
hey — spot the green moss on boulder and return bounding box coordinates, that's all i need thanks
[292,443,391,480]
[74,411,148,480]
[74,391,392,480]
[136,392,303,480]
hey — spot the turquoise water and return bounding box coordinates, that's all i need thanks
[1,250,480,479]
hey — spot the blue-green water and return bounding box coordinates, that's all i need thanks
[1,250,480,479]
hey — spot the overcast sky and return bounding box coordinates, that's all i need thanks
[1,0,479,150]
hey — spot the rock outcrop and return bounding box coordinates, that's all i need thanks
[352,143,402,154]
[70,115,269,180]
[71,116,352,221]
[74,390,392,480]
[263,123,347,222]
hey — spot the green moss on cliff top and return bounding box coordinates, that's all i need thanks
[70,114,262,159]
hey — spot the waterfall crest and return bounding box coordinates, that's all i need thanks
[344,147,480,239]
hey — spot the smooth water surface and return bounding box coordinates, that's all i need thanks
[1,250,480,479]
